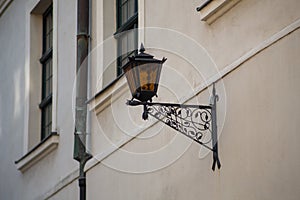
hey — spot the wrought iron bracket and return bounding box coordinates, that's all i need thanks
[126,84,221,171]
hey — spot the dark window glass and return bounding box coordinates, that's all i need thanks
[116,0,138,76]
[118,0,137,28]
[43,7,53,52]
[40,5,53,140]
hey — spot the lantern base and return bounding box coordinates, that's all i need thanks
[132,90,158,103]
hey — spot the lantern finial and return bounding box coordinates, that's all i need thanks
[139,43,145,53]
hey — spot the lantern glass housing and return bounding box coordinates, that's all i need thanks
[123,44,166,102]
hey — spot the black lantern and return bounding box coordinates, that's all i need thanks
[124,44,221,170]
[122,43,167,102]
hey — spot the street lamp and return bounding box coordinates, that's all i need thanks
[123,44,221,170]
[123,43,167,103]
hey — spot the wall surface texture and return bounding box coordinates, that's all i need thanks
[0,0,78,199]
[0,0,299,199]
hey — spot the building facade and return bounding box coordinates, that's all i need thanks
[0,0,300,199]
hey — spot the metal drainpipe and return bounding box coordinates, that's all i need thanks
[74,0,92,200]
[86,0,92,161]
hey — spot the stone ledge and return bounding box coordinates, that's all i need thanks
[15,133,59,173]
[197,0,241,24]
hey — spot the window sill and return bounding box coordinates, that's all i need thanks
[15,132,59,173]
[197,0,241,24]
[87,74,127,115]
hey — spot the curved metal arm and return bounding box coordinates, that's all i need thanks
[126,84,221,170]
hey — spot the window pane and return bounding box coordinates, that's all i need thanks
[44,7,53,51]
[49,77,52,95]
[42,60,52,98]
[121,34,128,55]
[128,0,135,19]
[40,5,53,141]
[49,12,52,32]
[46,17,50,50]
[44,107,48,129]
[119,0,136,26]
[49,104,52,123]
[122,2,128,25]
[49,59,53,94]
[42,103,52,139]
[42,64,46,98]
[127,29,135,52]
[49,30,53,49]
[46,63,50,97]
[117,0,137,76]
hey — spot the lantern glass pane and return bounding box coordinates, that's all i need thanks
[124,62,138,96]
[125,68,135,95]
[139,63,161,92]
[155,62,162,88]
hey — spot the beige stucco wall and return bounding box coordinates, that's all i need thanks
[85,0,300,199]
[0,0,79,199]
[144,0,300,71]
[0,0,300,199]
[84,28,300,200]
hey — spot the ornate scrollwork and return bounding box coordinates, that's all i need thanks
[146,103,213,150]
[126,83,221,171]
[127,100,214,150]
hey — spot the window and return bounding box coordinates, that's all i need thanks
[115,0,138,76]
[39,5,53,140]
[15,0,58,172]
